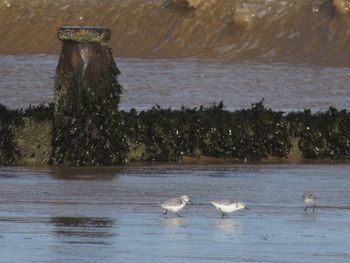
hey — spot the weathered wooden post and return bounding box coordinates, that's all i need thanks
[53,26,125,165]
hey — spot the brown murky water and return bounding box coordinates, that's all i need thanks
[0,164,349,262]
[1,55,350,111]
[1,0,350,67]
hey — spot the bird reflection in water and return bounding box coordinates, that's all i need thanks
[161,217,187,228]
[215,218,243,235]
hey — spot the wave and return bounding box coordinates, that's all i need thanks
[1,0,350,65]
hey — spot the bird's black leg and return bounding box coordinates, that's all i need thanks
[219,209,226,219]
[313,205,315,213]
[221,212,228,219]
[304,206,308,212]
[163,209,168,216]
[175,213,182,218]
[220,209,227,219]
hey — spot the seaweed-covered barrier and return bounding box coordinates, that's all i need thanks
[1,26,349,166]
[0,104,53,165]
[1,101,350,166]
[53,26,125,166]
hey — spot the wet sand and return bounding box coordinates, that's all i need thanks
[0,164,349,262]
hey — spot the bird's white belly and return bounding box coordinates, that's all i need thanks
[220,205,240,213]
[161,203,185,212]
[304,198,315,206]
[212,203,241,213]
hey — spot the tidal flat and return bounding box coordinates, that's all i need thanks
[0,164,349,262]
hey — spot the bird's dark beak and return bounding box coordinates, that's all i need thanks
[188,200,193,204]
[244,207,250,211]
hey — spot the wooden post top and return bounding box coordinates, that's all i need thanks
[58,26,111,43]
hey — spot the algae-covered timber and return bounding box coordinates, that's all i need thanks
[0,104,22,165]
[53,27,124,166]
[0,104,52,165]
[1,101,350,166]
[57,26,111,43]
[286,108,350,159]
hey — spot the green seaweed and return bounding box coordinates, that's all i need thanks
[286,107,350,159]
[0,103,53,165]
[14,117,52,165]
[122,101,291,162]
[52,48,126,165]
[0,104,22,165]
[1,100,350,166]
[58,30,108,43]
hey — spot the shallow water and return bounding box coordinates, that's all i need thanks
[0,164,349,262]
[1,55,350,111]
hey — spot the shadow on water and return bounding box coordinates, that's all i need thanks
[50,167,123,181]
[51,216,115,241]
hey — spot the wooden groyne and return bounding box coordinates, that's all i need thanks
[1,101,350,166]
[1,26,350,166]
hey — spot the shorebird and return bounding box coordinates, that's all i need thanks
[210,200,249,219]
[160,195,192,217]
[303,192,316,213]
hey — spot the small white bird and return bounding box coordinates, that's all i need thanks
[160,195,192,217]
[303,192,316,213]
[210,200,249,219]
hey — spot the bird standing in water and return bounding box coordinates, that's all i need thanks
[210,200,249,219]
[160,195,192,217]
[303,192,316,213]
